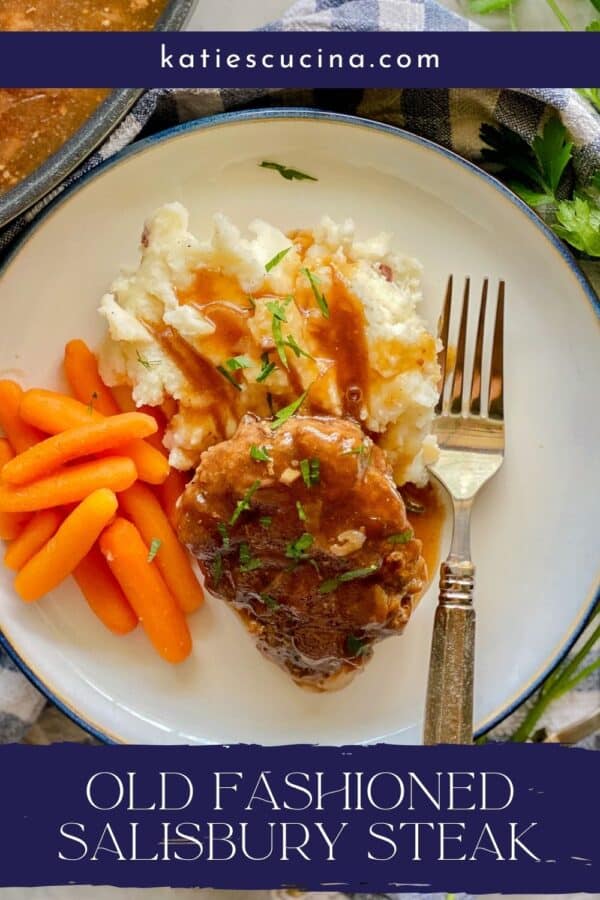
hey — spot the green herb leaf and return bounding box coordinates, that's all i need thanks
[270,389,309,430]
[239,542,262,572]
[250,445,271,463]
[300,457,320,487]
[285,532,314,560]
[553,197,600,257]
[217,355,252,389]
[136,350,160,370]
[259,161,318,182]
[296,500,307,522]
[532,118,573,195]
[230,479,262,525]
[147,538,161,563]
[285,334,315,361]
[265,246,292,273]
[586,20,600,31]
[267,299,291,368]
[260,593,280,610]
[318,563,380,595]
[256,352,276,383]
[468,0,511,10]
[259,516,272,528]
[302,267,329,318]
[211,553,223,586]
[388,529,413,545]
[217,522,230,548]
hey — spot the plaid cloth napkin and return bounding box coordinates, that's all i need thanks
[0,4,599,747]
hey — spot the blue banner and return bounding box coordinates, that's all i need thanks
[0,742,597,891]
[0,32,598,87]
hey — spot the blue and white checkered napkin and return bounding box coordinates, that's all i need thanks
[0,0,599,745]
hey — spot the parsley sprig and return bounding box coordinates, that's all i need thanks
[302,268,330,318]
[318,563,381,595]
[265,247,292,273]
[259,161,318,182]
[216,355,252,391]
[230,480,261,525]
[270,389,309,430]
[480,117,600,258]
[468,0,600,34]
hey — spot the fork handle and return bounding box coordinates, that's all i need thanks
[423,558,475,745]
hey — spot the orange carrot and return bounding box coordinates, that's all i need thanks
[100,517,192,663]
[74,544,138,635]
[20,389,169,486]
[64,339,120,416]
[158,468,189,529]
[111,385,167,455]
[0,456,136,513]
[3,412,157,486]
[0,439,29,540]
[15,489,118,602]
[4,509,63,571]
[119,482,204,615]
[0,380,44,452]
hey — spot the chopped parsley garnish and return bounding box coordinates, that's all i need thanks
[136,350,160,369]
[147,538,161,563]
[296,500,307,522]
[250,445,271,463]
[87,391,99,415]
[318,563,381,595]
[300,457,320,487]
[239,542,262,573]
[270,389,309,430]
[230,479,261,526]
[217,355,252,391]
[259,516,272,528]
[388,529,413,544]
[211,553,223,586]
[285,532,314,560]
[217,522,230,548]
[260,593,280,611]
[302,268,329,318]
[346,634,369,657]
[267,299,291,368]
[285,334,315,361]
[342,443,369,457]
[265,246,292,273]
[256,352,276,384]
[259,161,318,182]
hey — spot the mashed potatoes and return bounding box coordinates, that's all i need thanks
[98,203,439,485]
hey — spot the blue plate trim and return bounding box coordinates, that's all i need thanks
[0,107,598,745]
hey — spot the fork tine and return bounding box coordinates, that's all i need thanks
[469,278,488,416]
[488,281,505,420]
[435,276,452,415]
[450,278,470,415]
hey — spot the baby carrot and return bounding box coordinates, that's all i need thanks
[20,389,169,486]
[100,518,192,663]
[119,482,204,615]
[0,439,28,540]
[0,456,136,513]
[0,380,44,453]
[158,468,189,529]
[15,489,118,602]
[74,544,138,635]
[111,385,167,455]
[2,412,157,486]
[4,509,63,571]
[64,339,120,416]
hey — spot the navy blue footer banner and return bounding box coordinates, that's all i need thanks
[0,32,598,88]
[0,742,597,891]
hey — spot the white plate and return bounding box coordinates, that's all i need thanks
[0,110,598,745]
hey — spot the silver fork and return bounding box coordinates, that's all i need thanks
[423,276,505,745]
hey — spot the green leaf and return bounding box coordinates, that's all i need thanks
[260,593,280,611]
[301,268,330,318]
[553,197,600,256]
[586,20,600,29]
[259,161,318,182]
[480,123,546,190]
[147,538,161,563]
[296,500,307,522]
[136,350,160,370]
[239,542,262,572]
[345,634,370,657]
[509,182,555,208]
[230,480,262,525]
[388,529,413,544]
[265,246,292,273]
[216,356,251,391]
[250,445,271,462]
[532,118,573,195]
[217,522,230,548]
[256,352,276,384]
[468,0,512,11]
[270,389,309,430]
[285,532,314,560]
[267,299,292,369]
[259,516,272,528]
[578,87,600,111]
[318,563,381,595]
[285,334,315,361]
[300,457,320,487]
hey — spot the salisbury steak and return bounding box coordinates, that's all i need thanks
[177,415,427,689]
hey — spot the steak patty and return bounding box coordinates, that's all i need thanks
[177,415,427,689]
